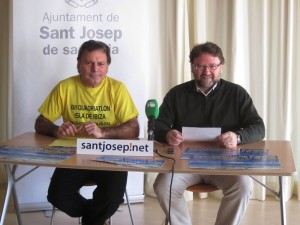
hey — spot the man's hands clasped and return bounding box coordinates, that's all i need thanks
[57,121,104,138]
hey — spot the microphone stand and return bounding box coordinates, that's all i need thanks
[147,117,155,141]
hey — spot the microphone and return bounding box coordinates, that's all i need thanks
[145,99,159,140]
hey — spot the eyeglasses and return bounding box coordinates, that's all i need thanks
[192,64,221,71]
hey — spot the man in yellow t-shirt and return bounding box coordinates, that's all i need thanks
[35,40,139,225]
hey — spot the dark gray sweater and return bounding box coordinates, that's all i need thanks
[154,79,265,144]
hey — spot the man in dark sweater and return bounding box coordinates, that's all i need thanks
[153,42,265,225]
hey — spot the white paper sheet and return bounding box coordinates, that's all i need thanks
[182,127,221,141]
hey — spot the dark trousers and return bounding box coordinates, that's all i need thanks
[47,168,128,225]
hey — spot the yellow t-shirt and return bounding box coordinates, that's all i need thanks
[38,75,139,127]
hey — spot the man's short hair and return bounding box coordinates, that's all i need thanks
[189,42,225,65]
[77,40,111,64]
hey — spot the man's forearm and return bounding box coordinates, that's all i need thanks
[34,114,58,137]
[101,118,139,139]
[238,121,265,144]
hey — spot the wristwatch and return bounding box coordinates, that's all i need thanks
[236,134,241,144]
